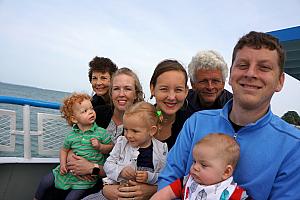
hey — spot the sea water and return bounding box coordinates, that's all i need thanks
[0,82,70,158]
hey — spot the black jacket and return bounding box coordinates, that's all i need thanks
[186,89,233,117]
[91,94,106,108]
[94,104,113,129]
[165,89,233,149]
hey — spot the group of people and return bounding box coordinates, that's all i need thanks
[34,31,300,200]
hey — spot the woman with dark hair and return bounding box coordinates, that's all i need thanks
[88,56,118,107]
[149,59,189,148]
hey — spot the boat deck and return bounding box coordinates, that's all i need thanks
[0,162,58,200]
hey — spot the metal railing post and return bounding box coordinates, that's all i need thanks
[23,105,31,159]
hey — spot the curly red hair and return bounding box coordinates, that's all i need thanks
[60,93,92,126]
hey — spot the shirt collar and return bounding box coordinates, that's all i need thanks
[72,122,98,133]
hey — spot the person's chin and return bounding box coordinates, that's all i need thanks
[116,104,128,111]
[203,97,217,104]
[191,175,203,185]
[96,91,106,96]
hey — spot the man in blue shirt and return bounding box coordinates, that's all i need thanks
[158,31,300,199]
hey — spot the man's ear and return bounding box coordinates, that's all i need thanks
[191,81,196,90]
[228,74,232,86]
[150,125,158,136]
[275,72,285,92]
[222,165,234,180]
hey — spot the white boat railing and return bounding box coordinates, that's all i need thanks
[0,96,70,163]
[0,108,16,152]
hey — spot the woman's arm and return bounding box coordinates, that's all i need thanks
[67,152,105,177]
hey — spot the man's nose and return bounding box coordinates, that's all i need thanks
[244,64,258,78]
[206,80,214,89]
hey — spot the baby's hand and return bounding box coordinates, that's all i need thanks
[135,170,148,183]
[60,164,68,175]
[120,166,136,180]
[90,138,101,150]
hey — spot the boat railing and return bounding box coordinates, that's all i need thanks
[0,96,70,163]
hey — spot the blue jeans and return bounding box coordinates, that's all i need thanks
[35,172,86,200]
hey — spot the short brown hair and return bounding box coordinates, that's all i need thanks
[60,93,91,126]
[88,56,118,82]
[232,31,285,74]
[195,133,240,169]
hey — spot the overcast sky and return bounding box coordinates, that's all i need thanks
[0,0,300,116]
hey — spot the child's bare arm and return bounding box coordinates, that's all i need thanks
[60,147,69,175]
[90,138,114,154]
[98,143,114,154]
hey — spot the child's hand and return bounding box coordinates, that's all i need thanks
[90,138,101,150]
[135,170,148,183]
[60,164,68,175]
[120,166,136,180]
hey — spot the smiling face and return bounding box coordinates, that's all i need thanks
[91,71,111,96]
[71,99,96,131]
[123,114,157,148]
[192,68,225,107]
[150,70,188,116]
[229,46,284,111]
[190,144,230,185]
[111,74,137,112]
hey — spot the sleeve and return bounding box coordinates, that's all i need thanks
[147,142,169,184]
[169,179,183,198]
[157,116,195,190]
[269,143,300,199]
[103,136,127,182]
[147,171,159,185]
[62,133,72,149]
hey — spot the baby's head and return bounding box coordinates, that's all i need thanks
[123,101,159,148]
[61,93,95,126]
[190,133,240,185]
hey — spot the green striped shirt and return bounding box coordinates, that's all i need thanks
[53,123,112,190]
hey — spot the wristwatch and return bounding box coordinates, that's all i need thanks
[91,163,100,176]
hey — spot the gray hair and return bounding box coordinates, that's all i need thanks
[188,50,228,83]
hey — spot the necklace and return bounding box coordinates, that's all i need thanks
[156,114,175,141]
